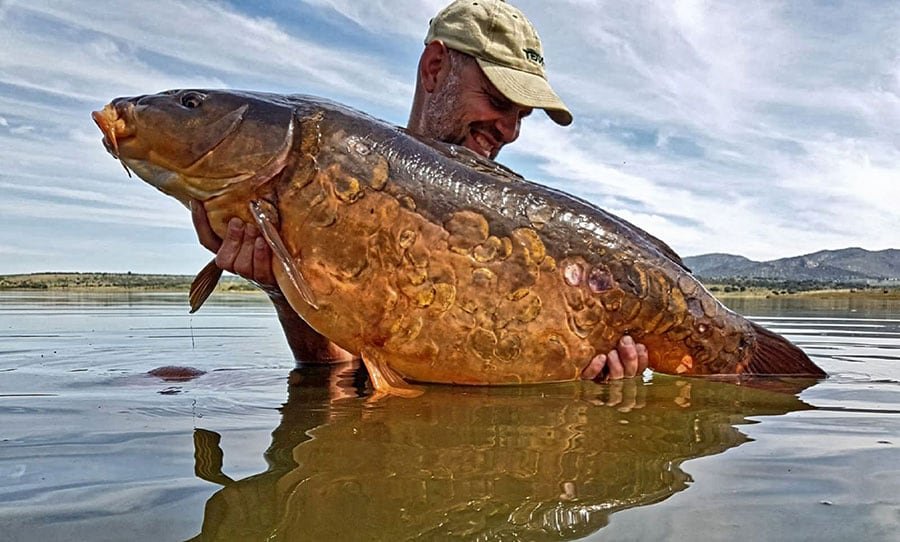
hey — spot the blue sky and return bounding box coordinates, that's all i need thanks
[1,0,898,274]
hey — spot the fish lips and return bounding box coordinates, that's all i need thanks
[92,102,137,159]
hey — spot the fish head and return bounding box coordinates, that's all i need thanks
[92,89,296,206]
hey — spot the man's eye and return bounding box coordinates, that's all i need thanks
[489,96,509,111]
[180,92,205,109]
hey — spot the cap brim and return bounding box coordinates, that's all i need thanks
[477,59,573,126]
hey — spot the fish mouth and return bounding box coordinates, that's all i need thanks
[92,102,136,176]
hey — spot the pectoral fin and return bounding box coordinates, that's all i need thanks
[360,347,423,399]
[249,199,319,310]
[189,259,223,313]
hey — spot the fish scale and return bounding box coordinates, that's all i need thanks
[92,89,826,397]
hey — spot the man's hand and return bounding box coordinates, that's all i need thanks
[581,335,649,382]
[191,199,276,287]
[190,199,354,362]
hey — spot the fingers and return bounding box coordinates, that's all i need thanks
[582,335,650,383]
[251,236,276,286]
[232,223,258,276]
[191,199,222,253]
[193,205,277,287]
[213,217,276,286]
[590,378,646,412]
[636,342,649,374]
[606,349,626,380]
[214,217,245,273]
[581,353,607,381]
[608,335,649,380]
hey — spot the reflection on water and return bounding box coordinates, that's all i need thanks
[0,292,897,542]
[189,364,815,541]
[723,295,900,318]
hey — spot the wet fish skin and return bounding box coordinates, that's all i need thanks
[93,89,825,394]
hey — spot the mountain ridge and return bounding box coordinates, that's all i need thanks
[684,247,900,282]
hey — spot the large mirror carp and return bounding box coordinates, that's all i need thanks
[92,90,825,397]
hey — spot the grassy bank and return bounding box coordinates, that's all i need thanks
[0,272,259,293]
[704,283,900,301]
[2,273,898,300]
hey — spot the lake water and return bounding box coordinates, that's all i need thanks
[0,292,897,541]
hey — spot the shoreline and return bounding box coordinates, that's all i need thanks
[703,283,900,301]
[2,273,898,301]
[0,272,259,294]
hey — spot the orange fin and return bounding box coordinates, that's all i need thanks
[360,348,423,399]
[189,259,223,313]
[248,199,319,310]
[745,322,826,377]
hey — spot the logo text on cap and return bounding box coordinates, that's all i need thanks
[523,48,544,66]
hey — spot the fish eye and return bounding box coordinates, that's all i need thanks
[180,92,205,109]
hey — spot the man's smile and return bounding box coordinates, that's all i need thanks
[470,130,499,159]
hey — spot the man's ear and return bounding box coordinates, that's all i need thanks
[419,40,450,93]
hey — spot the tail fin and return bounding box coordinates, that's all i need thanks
[746,322,826,377]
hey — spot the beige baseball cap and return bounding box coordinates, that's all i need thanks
[425,0,573,126]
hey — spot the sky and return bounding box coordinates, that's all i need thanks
[1,0,898,275]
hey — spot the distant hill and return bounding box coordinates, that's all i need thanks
[685,248,900,282]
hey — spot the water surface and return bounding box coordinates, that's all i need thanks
[0,292,897,541]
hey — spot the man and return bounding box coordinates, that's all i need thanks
[192,0,648,381]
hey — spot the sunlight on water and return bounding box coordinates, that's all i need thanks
[0,292,897,541]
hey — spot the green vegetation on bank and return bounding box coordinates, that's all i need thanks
[2,273,898,300]
[0,272,259,293]
[703,278,900,300]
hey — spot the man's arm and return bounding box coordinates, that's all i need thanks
[191,201,354,363]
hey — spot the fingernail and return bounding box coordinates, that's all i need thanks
[621,335,633,346]
[228,217,244,231]
[255,237,267,249]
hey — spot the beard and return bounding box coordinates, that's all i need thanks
[421,67,468,147]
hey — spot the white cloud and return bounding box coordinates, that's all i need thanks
[0,243,54,259]
[0,0,898,273]
[9,125,34,135]
[5,0,412,109]
[300,0,448,38]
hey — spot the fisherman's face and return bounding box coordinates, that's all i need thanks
[425,54,532,160]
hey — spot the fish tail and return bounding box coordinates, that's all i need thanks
[745,322,826,377]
